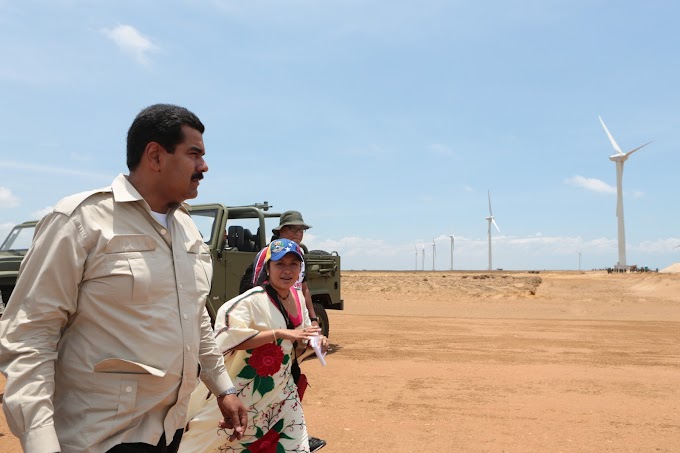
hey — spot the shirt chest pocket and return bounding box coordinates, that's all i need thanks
[105,235,157,304]
[187,240,213,301]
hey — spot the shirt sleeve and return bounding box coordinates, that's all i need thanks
[298,289,312,329]
[0,212,86,453]
[213,296,260,353]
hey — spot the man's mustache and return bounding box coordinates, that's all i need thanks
[191,172,204,181]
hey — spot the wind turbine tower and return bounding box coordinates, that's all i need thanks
[448,235,455,271]
[421,245,425,271]
[598,116,652,269]
[485,190,501,271]
[432,238,436,271]
[414,246,418,271]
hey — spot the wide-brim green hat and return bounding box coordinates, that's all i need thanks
[272,210,312,234]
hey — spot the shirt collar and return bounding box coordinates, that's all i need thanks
[112,173,143,203]
[111,173,190,214]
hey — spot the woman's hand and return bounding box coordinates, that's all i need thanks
[307,334,329,355]
[315,335,329,355]
[277,326,321,343]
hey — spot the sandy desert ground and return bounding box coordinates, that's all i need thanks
[2,270,680,452]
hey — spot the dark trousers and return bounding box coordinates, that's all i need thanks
[106,429,183,453]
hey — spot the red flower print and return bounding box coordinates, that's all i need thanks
[248,427,281,453]
[249,342,284,377]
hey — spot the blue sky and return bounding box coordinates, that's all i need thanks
[1,0,679,271]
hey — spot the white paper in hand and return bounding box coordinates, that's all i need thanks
[309,335,326,366]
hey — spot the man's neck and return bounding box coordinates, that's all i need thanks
[127,172,170,213]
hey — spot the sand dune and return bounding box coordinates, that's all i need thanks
[660,262,680,273]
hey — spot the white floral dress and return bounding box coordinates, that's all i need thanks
[179,286,311,453]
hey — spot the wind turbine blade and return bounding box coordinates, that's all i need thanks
[624,141,653,158]
[492,218,500,232]
[599,116,623,155]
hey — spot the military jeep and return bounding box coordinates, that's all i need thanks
[0,202,344,336]
[0,221,38,315]
[189,202,342,338]
[0,205,342,338]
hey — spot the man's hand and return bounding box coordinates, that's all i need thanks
[217,394,248,441]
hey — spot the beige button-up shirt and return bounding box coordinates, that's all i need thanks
[0,174,233,453]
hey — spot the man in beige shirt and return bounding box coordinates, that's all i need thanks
[0,104,247,452]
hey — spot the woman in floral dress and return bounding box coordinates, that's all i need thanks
[179,239,328,453]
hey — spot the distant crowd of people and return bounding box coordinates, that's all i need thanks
[605,265,658,274]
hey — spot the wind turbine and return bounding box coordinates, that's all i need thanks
[432,238,436,271]
[448,234,455,271]
[598,116,652,269]
[485,190,501,271]
[421,245,425,271]
[414,245,418,271]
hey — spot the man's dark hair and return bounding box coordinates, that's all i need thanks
[126,104,205,171]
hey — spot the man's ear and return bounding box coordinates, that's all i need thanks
[144,142,163,172]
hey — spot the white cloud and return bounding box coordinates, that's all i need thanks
[0,187,19,208]
[31,206,53,219]
[301,230,680,270]
[309,236,394,257]
[632,238,680,253]
[100,24,159,65]
[565,175,616,194]
[0,222,15,241]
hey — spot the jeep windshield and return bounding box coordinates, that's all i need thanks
[1,223,36,254]
[190,208,219,245]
